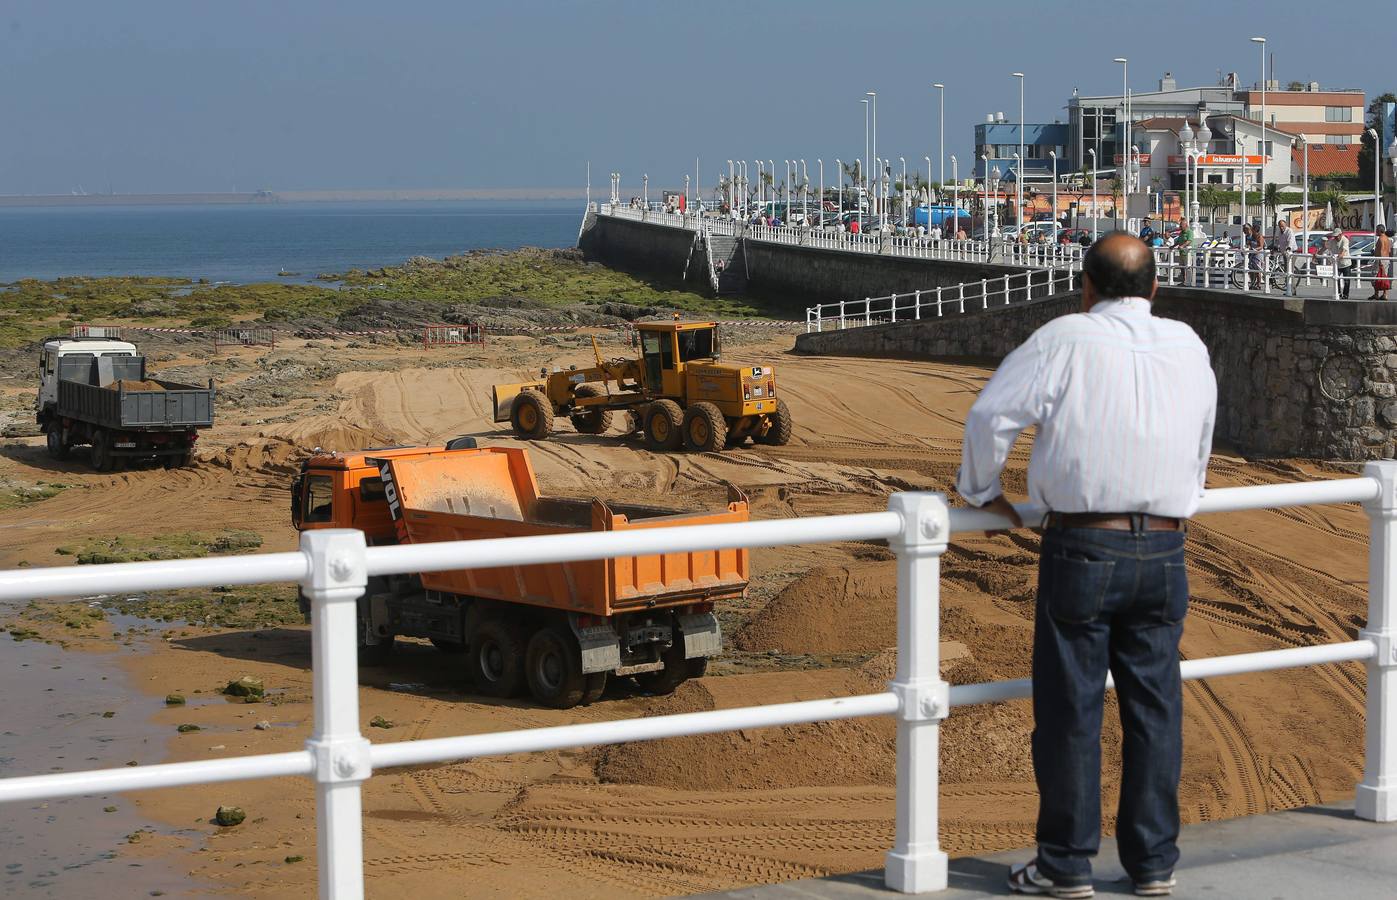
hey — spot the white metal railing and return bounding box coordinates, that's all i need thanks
[2,471,1395,897]
[1152,248,1397,300]
[805,266,1079,333]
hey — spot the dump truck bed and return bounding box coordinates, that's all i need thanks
[378,447,749,617]
[54,353,214,430]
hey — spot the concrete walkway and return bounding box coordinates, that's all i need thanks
[692,800,1397,899]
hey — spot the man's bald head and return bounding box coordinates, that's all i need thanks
[1082,232,1157,306]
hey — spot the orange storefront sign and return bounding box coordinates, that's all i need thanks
[1166,154,1267,166]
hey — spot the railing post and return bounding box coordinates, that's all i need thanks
[891,294,898,323]
[914,289,922,321]
[884,491,951,893]
[1359,460,1397,822]
[301,529,372,900]
[866,299,872,327]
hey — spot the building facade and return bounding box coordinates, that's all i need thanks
[973,121,1068,181]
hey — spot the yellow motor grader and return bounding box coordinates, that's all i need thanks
[491,320,791,452]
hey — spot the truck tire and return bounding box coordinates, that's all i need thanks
[358,633,396,666]
[524,625,587,709]
[89,430,115,472]
[510,390,554,441]
[757,399,793,446]
[569,384,615,435]
[469,617,527,698]
[634,641,692,696]
[46,429,69,461]
[582,672,608,705]
[682,402,727,452]
[643,399,684,451]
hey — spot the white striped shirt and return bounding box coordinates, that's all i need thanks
[957,297,1217,518]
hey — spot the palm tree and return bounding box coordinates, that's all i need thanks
[1262,183,1281,232]
[1198,185,1228,224]
[1109,177,1124,219]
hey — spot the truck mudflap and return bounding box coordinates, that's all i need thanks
[677,612,722,659]
[570,615,622,675]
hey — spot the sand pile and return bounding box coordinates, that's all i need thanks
[734,564,897,654]
[202,438,307,476]
[105,379,164,391]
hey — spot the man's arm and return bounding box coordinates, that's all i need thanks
[1196,357,1218,497]
[956,336,1045,508]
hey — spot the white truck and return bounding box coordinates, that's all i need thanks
[37,336,215,471]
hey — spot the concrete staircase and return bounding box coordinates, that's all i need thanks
[706,231,748,294]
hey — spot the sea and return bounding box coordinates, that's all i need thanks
[0,200,583,284]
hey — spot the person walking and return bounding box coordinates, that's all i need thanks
[1370,226,1392,301]
[957,233,1217,899]
[1275,219,1297,296]
[1328,227,1353,299]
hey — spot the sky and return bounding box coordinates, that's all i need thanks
[1,0,1391,196]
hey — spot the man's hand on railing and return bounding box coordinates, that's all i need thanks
[979,494,1025,536]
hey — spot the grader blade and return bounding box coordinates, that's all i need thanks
[491,381,545,423]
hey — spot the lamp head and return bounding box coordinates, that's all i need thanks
[1012,72,1024,79]
[1113,57,1127,63]
[933,83,944,89]
[1251,36,1266,43]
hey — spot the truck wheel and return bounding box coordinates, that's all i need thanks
[89,430,115,472]
[511,390,554,441]
[569,384,615,435]
[682,402,727,452]
[582,672,608,705]
[643,399,684,451]
[469,618,526,698]
[524,625,587,709]
[634,641,692,696]
[45,429,69,461]
[358,629,396,666]
[757,399,793,446]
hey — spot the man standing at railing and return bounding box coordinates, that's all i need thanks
[956,233,1217,899]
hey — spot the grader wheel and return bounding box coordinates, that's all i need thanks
[644,399,685,451]
[510,389,554,440]
[757,399,793,446]
[569,384,615,435]
[682,402,728,452]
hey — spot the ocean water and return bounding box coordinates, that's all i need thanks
[0,200,583,284]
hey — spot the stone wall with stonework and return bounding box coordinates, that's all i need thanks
[578,214,706,287]
[797,287,1397,461]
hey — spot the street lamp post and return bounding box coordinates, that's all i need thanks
[980,154,989,237]
[1196,121,1212,231]
[1114,57,1129,189]
[1300,136,1309,254]
[836,158,843,220]
[818,159,823,226]
[768,159,775,217]
[924,156,933,229]
[1389,138,1397,229]
[801,159,809,224]
[862,98,871,210]
[933,83,946,187]
[1252,37,1267,231]
[684,174,690,216]
[950,156,959,235]
[1370,128,1383,232]
[1049,150,1058,239]
[868,91,878,216]
[1012,72,1025,229]
[899,157,907,223]
[643,173,648,210]
[1087,148,1097,241]
[1012,153,1021,229]
[1238,137,1247,232]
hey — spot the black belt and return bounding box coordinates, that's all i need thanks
[1045,512,1184,532]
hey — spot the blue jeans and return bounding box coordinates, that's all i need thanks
[1032,524,1188,887]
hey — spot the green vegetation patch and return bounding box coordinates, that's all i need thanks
[101,584,303,629]
[0,477,69,510]
[56,529,263,565]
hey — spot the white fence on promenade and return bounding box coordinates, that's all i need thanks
[1,468,1396,897]
[1153,247,1397,299]
[805,266,1079,333]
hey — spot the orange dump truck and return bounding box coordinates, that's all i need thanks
[291,441,748,708]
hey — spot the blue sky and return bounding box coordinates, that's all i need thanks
[1,0,1390,195]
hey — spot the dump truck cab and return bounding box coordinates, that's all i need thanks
[37,338,139,413]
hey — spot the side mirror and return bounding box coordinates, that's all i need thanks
[290,475,304,526]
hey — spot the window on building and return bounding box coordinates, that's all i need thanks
[1324,106,1353,122]
[1327,134,1350,146]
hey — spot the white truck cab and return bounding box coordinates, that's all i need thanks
[37,338,139,412]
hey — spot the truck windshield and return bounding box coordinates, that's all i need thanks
[677,328,716,362]
[304,475,334,523]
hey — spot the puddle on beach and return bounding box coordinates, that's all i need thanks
[0,617,197,897]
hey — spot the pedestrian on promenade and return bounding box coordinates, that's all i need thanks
[1328,227,1353,299]
[1275,219,1298,295]
[1138,217,1155,243]
[1370,227,1392,301]
[957,233,1217,899]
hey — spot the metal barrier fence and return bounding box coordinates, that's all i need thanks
[1,469,1394,898]
[70,324,124,339]
[422,323,485,348]
[806,266,1079,333]
[213,326,278,351]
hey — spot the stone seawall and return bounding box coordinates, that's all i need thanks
[578,214,705,286]
[797,289,1397,461]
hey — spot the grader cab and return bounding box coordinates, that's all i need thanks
[491,320,792,453]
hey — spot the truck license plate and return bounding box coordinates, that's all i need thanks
[115,442,137,448]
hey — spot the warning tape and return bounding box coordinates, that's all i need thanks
[102,319,800,340]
